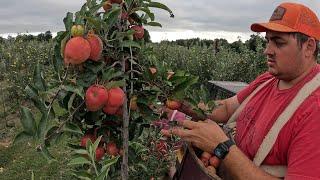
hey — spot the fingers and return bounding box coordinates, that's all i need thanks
[160,128,191,138]
[180,120,199,129]
[204,119,215,124]
[160,129,171,136]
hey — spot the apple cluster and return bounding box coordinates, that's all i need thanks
[80,134,122,161]
[63,27,103,65]
[85,85,125,115]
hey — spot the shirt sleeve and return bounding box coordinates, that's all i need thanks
[285,94,320,179]
[236,72,274,103]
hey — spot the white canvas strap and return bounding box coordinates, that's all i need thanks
[253,73,320,166]
[260,165,287,177]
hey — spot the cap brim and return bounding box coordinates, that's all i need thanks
[251,22,297,33]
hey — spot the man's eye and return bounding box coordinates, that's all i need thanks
[275,41,285,47]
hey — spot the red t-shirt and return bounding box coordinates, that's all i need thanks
[235,64,320,179]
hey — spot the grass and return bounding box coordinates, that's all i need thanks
[0,79,76,179]
[0,140,75,180]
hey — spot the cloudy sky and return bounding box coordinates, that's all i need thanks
[0,0,319,42]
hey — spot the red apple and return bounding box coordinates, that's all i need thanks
[156,140,168,155]
[110,0,122,4]
[103,105,119,115]
[107,87,125,107]
[80,134,96,147]
[95,147,105,161]
[106,142,119,156]
[209,156,221,168]
[201,151,212,160]
[85,85,109,111]
[166,100,181,110]
[131,25,144,40]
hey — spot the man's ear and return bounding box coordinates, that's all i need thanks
[304,38,316,58]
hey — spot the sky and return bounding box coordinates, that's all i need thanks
[0,0,319,42]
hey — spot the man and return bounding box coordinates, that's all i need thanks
[162,2,320,179]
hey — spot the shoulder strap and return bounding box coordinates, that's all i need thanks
[260,165,287,177]
[227,79,273,124]
[253,73,320,166]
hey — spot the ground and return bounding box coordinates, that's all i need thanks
[0,80,74,179]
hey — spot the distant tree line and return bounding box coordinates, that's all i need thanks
[158,34,267,53]
[1,31,53,42]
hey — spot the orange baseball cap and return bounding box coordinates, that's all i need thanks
[251,2,320,40]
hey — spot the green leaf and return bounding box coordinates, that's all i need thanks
[120,40,141,49]
[53,31,68,75]
[52,101,68,117]
[74,149,89,155]
[68,93,76,112]
[96,169,109,180]
[25,85,38,99]
[102,156,119,168]
[126,29,135,36]
[63,12,74,31]
[146,21,162,27]
[33,63,47,91]
[83,16,103,32]
[92,136,102,152]
[75,11,85,25]
[31,98,47,115]
[98,156,119,179]
[77,71,97,87]
[173,76,199,98]
[106,80,126,89]
[26,84,49,114]
[20,107,37,136]
[13,131,32,145]
[60,33,69,59]
[89,3,103,15]
[146,2,174,17]
[63,85,85,99]
[104,6,121,27]
[44,126,61,146]
[136,163,148,172]
[85,61,106,74]
[129,141,148,155]
[68,157,91,166]
[86,0,98,9]
[40,145,56,162]
[131,7,155,21]
[178,76,199,90]
[126,0,134,8]
[37,113,49,139]
[102,68,124,82]
[64,122,83,135]
[71,170,93,180]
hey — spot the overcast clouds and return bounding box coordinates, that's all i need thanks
[0,0,319,41]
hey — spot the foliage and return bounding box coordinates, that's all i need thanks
[0,38,54,114]
[151,34,267,84]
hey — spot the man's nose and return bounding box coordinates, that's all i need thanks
[263,42,274,56]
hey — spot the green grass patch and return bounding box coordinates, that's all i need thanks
[0,141,75,180]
